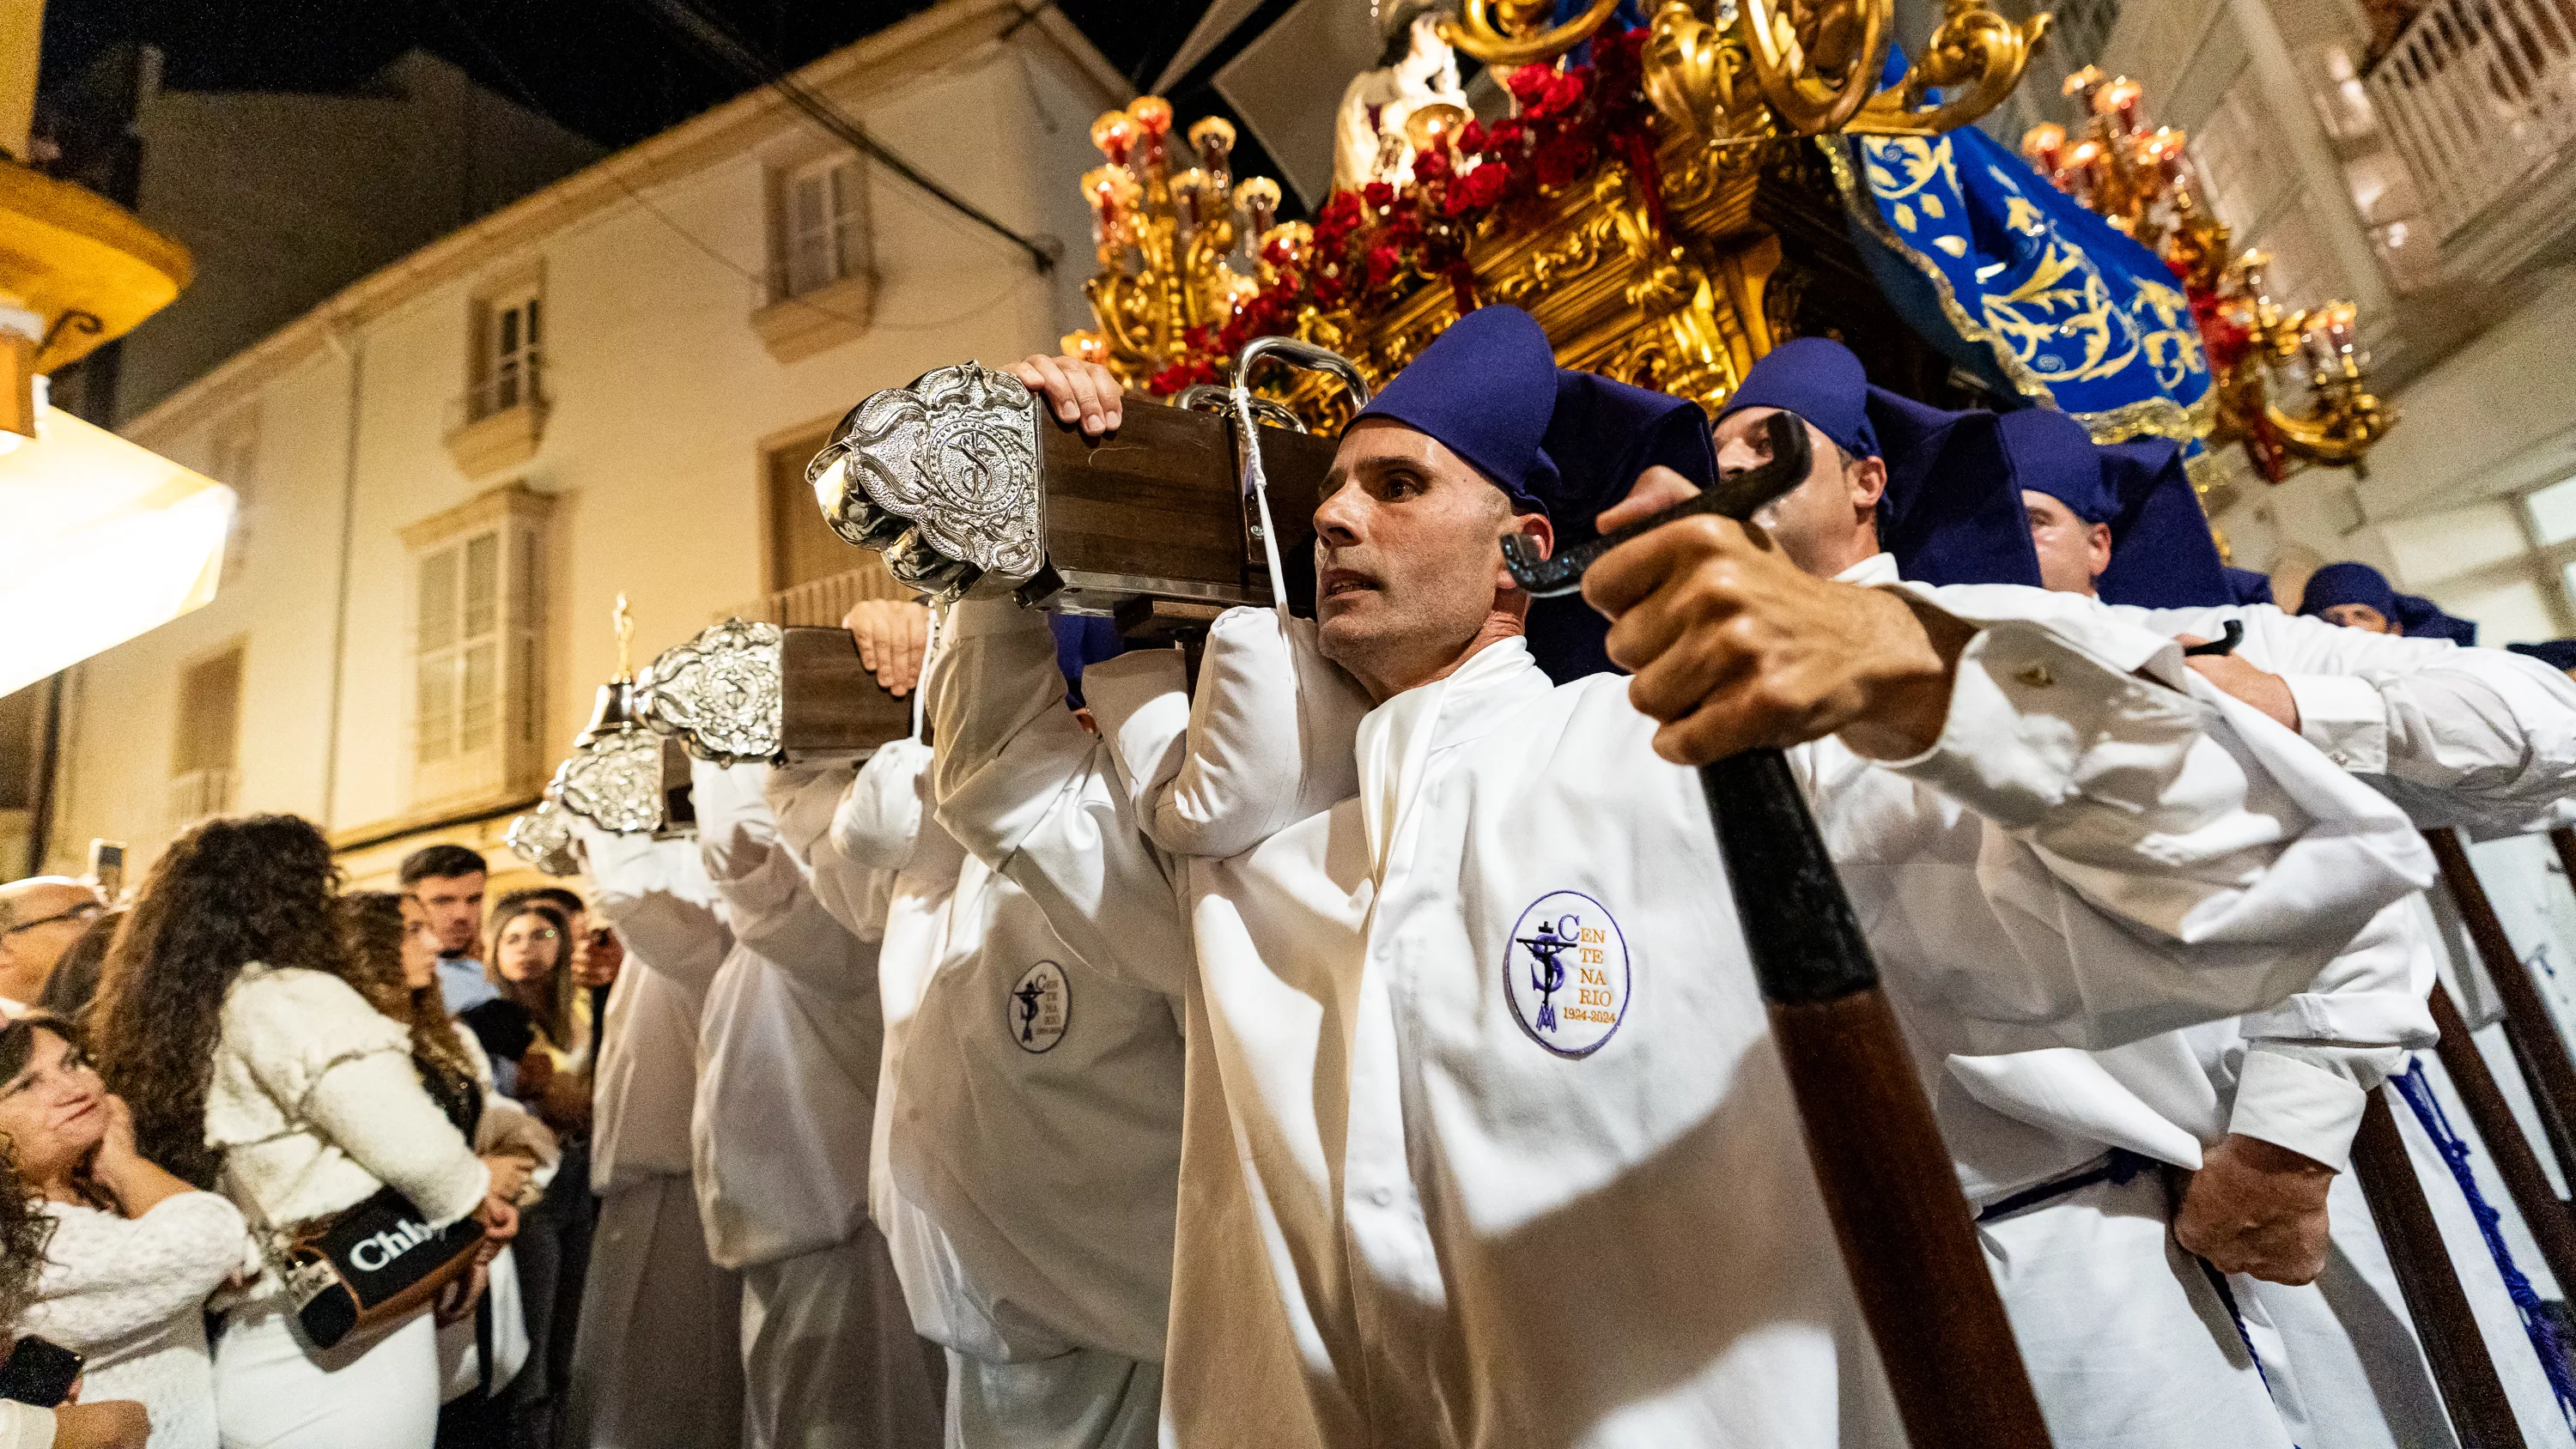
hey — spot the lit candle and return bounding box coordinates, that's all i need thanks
[1234,177,1281,239]
[1189,116,1236,178]
[2021,122,2068,172]
[1090,111,1133,165]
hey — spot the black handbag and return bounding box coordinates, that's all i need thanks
[278,1185,485,1349]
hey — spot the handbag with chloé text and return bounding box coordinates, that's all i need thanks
[277,1185,484,1349]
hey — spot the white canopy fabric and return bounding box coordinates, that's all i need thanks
[0,403,233,697]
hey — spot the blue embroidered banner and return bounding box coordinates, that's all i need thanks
[1825,122,2215,445]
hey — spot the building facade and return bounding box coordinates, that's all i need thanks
[27,0,1122,884]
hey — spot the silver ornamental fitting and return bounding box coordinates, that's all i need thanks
[504,801,580,877]
[638,618,784,765]
[808,363,1044,603]
[554,728,665,834]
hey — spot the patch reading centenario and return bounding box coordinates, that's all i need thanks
[1504,891,1630,1058]
[1008,960,1070,1053]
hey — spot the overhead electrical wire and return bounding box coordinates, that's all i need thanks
[623,0,1060,273]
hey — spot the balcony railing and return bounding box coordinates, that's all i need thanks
[2366,0,2576,244]
[720,561,914,629]
[444,354,549,433]
[167,767,237,833]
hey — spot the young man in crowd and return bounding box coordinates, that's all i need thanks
[401,843,496,1015]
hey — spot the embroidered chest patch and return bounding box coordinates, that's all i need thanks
[1503,891,1630,1058]
[1008,961,1071,1053]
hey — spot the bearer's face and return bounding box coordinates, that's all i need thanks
[1311,419,1546,695]
[2319,602,2398,634]
[1712,407,1884,579]
[2022,491,2112,597]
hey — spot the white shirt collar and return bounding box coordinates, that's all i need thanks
[1836,552,1902,586]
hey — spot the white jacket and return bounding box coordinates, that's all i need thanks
[576,825,731,1191]
[207,963,491,1302]
[931,588,2432,1449]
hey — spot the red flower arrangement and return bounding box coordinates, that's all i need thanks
[1143,28,1657,397]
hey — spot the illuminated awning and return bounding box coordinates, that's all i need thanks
[0,403,234,696]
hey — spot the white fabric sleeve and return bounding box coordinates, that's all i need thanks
[766,764,896,943]
[574,826,732,994]
[2218,894,2438,1167]
[2142,604,2576,834]
[691,761,871,996]
[929,599,1195,1000]
[297,1051,492,1228]
[1862,585,2434,1054]
[831,738,934,870]
[1144,608,1371,858]
[26,1194,248,1347]
[2281,672,2391,772]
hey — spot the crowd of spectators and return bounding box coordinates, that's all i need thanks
[0,823,617,1449]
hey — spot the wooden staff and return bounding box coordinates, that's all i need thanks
[2427,981,2576,1294]
[2425,827,2576,1185]
[2550,829,2576,903]
[1508,413,2055,1447]
[2351,1086,2529,1448]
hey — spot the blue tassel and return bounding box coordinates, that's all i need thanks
[2391,1058,2576,1429]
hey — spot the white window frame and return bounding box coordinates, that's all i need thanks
[777,154,868,300]
[399,485,554,810]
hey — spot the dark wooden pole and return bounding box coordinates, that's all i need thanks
[1704,750,2056,1447]
[2549,830,2576,915]
[2426,827,2576,1187]
[2427,982,2576,1294]
[2351,1086,2530,1448]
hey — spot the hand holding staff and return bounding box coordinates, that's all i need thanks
[1516,415,2055,1449]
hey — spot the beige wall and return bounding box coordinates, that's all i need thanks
[36,0,1124,876]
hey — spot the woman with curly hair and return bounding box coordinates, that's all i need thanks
[339,891,557,1434]
[86,815,517,1449]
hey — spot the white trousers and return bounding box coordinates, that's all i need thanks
[1981,1165,2293,1449]
[740,1226,945,1449]
[435,1243,530,1404]
[566,1173,745,1449]
[213,1300,439,1449]
[944,1347,1162,1449]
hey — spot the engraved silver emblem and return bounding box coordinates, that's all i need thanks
[555,728,665,834]
[638,618,784,765]
[504,799,580,877]
[808,363,1043,602]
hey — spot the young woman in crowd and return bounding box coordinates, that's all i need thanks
[471,896,595,1447]
[337,891,556,1444]
[0,1014,251,1447]
[85,815,517,1449]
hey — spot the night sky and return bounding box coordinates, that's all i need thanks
[39,0,1241,149]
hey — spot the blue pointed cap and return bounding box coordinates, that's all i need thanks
[1717,337,1880,460]
[2298,561,2478,645]
[1719,336,2038,588]
[1997,409,2231,607]
[1357,305,1718,684]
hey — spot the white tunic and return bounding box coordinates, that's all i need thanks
[819,740,1187,1370]
[576,826,732,1191]
[930,585,2432,1448]
[689,760,885,1270]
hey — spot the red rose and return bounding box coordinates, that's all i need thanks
[1482,118,1525,154]
[1320,191,1364,232]
[1365,243,1402,287]
[1528,70,1585,119]
[1412,147,1450,183]
[1363,181,1397,212]
[1451,161,1511,212]
[1506,64,1554,106]
[1456,119,1488,153]
[1534,136,1594,190]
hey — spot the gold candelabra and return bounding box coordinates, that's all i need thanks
[1063,0,2048,420]
[2022,67,2391,479]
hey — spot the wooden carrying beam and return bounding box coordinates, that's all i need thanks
[811,365,1340,620]
[778,626,914,764]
